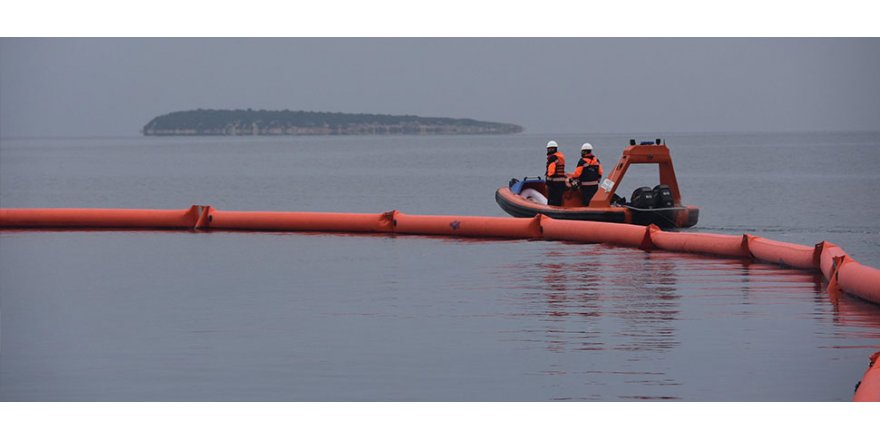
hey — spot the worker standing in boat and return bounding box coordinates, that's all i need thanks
[569,142,603,206]
[545,140,567,206]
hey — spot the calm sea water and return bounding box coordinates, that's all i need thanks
[1,132,879,401]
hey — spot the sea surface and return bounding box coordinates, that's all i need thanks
[1,132,879,401]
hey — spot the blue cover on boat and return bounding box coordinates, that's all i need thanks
[511,177,543,195]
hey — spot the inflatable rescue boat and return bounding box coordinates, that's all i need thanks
[495,139,700,229]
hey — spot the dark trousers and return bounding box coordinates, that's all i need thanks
[547,181,566,206]
[581,184,598,206]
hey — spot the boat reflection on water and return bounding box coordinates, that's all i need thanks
[500,246,681,354]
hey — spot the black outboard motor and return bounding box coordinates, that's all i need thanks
[630,186,655,209]
[652,184,674,208]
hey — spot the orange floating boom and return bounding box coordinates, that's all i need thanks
[0,207,202,229]
[747,236,819,271]
[541,216,652,249]
[819,242,849,281]
[648,225,749,258]
[3,205,880,401]
[3,206,878,306]
[204,208,395,233]
[392,212,542,239]
[853,352,880,402]
[837,260,880,305]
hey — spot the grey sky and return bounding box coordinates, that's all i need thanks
[1,38,878,137]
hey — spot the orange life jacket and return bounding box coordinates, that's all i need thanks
[573,154,602,184]
[546,152,566,181]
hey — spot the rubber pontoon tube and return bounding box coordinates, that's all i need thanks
[0,207,202,229]
[392,212,542,239]
[854,352,880,402]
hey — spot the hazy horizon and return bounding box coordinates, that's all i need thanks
[1,38,879,138]
[6,127,880,141]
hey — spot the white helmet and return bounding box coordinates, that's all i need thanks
[546,140,558,149]
[581,142,593,152]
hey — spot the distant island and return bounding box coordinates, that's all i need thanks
[142,109,524,136]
